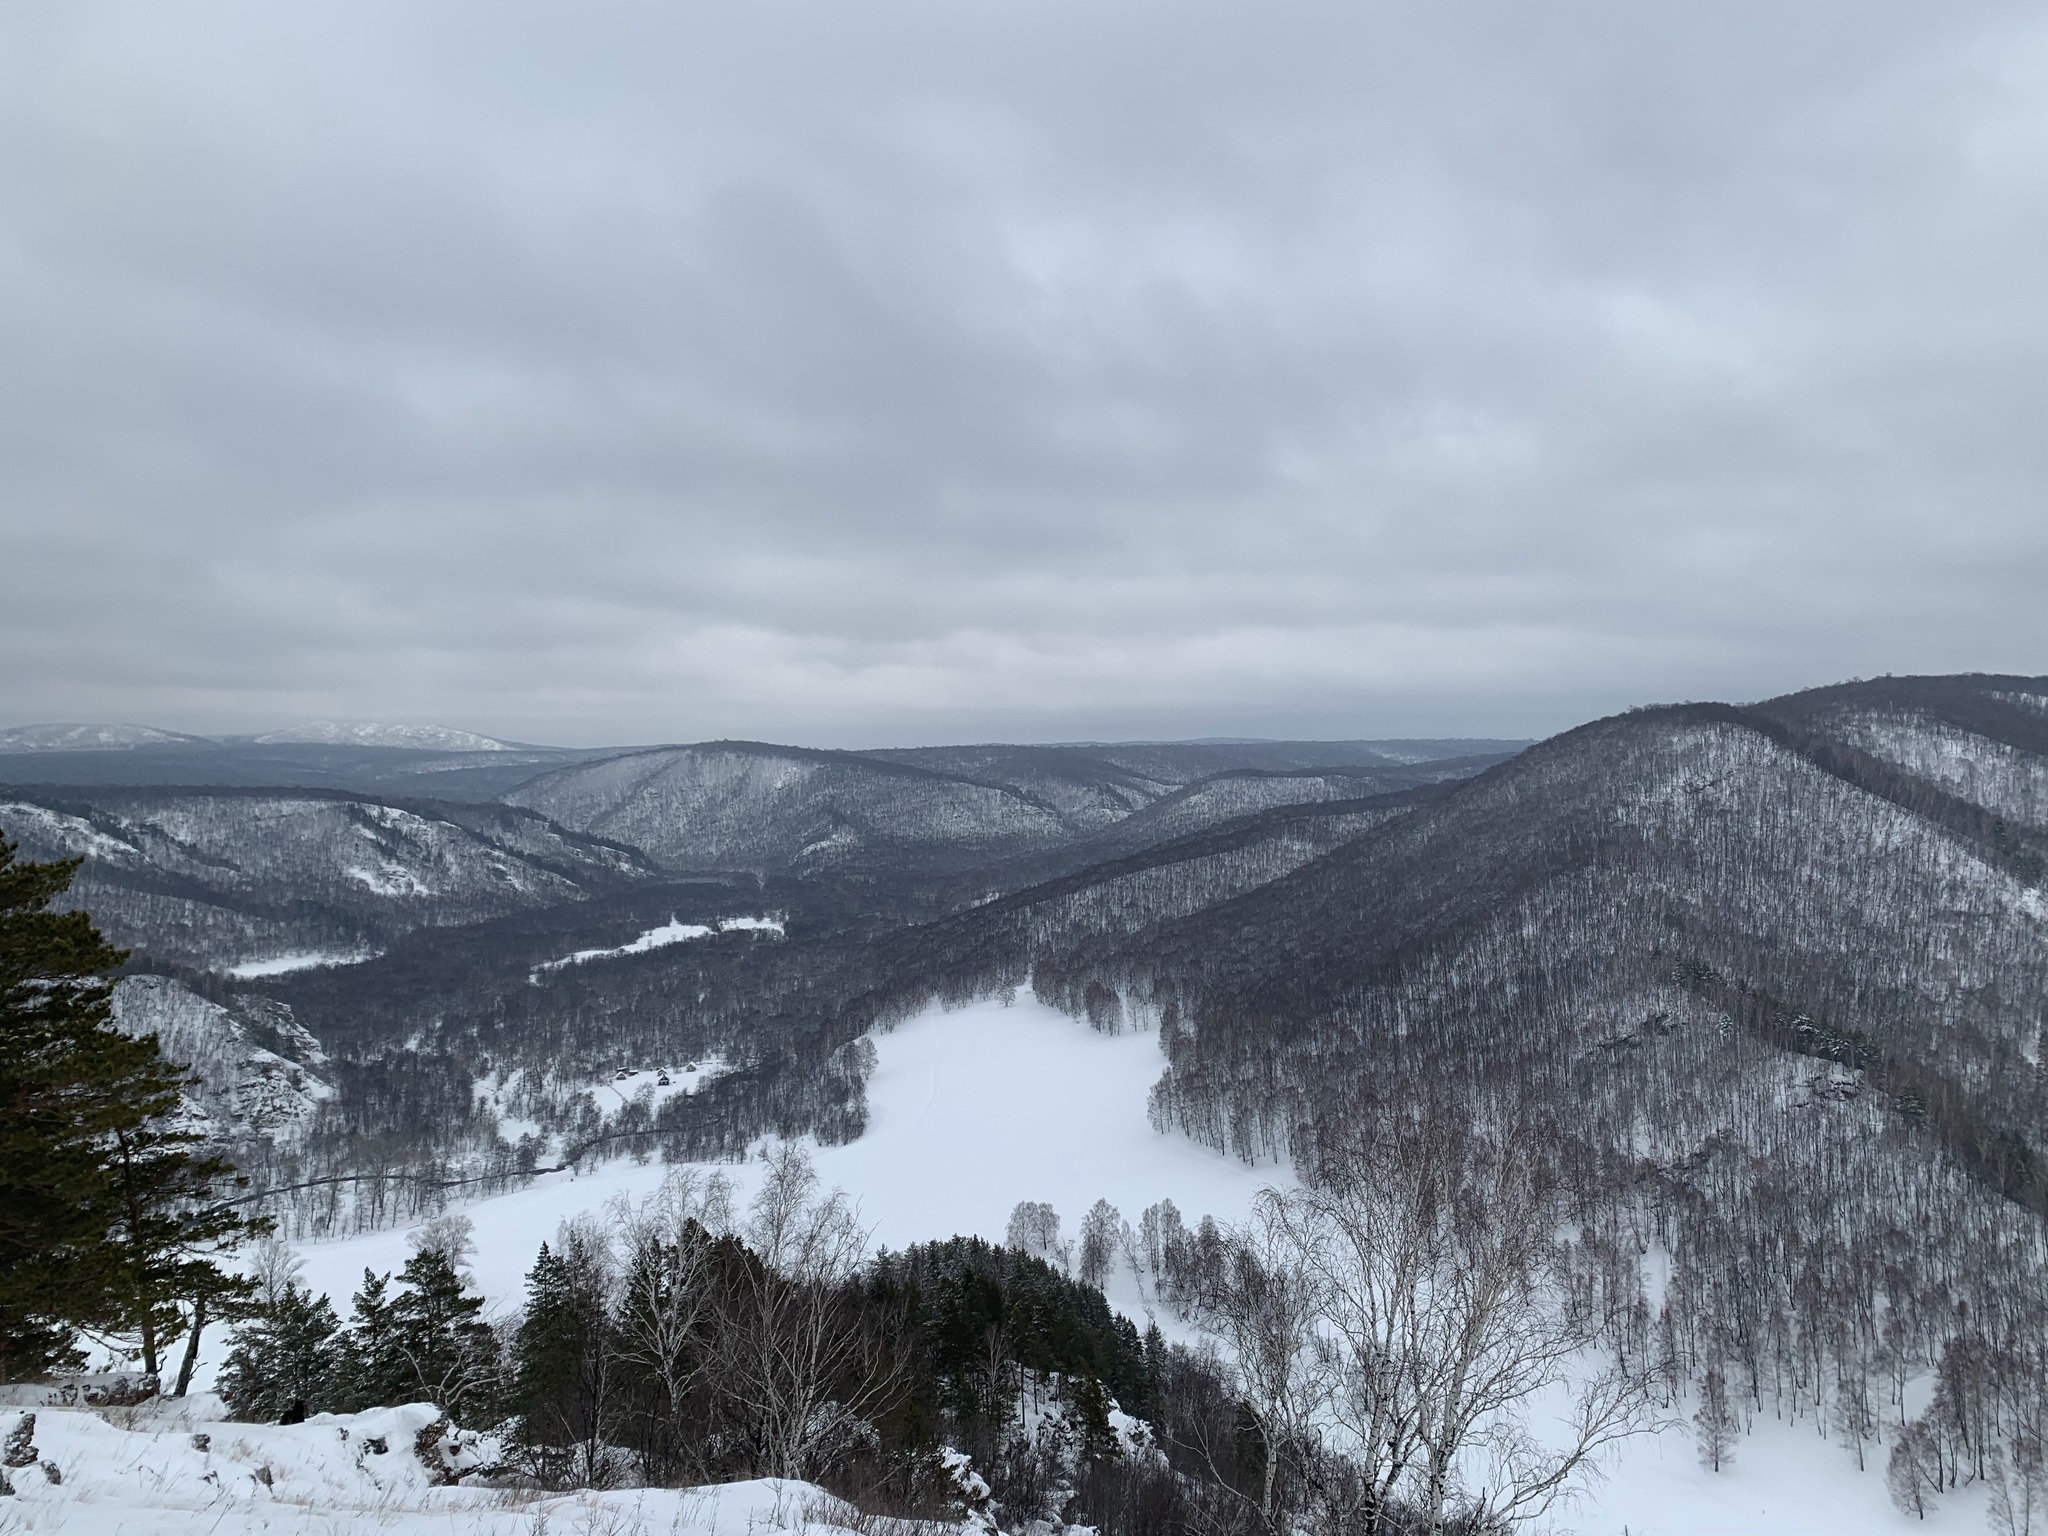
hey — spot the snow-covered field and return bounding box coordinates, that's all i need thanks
[141,995,1993,1533]
[293,995,1276,1318]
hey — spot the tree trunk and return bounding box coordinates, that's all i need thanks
[1259,1424,1279,1534]
[171,1298,207,1397]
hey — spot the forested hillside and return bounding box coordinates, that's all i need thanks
[0,790,659,968]
[1019,681,2048,1527]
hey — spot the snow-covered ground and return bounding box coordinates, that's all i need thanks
[226,950,377,979]
[1581,1408,1989,1534]
[534,914,787,974]
[0,1398,897,1534]
[475,1058,736,1141]
[592,1058,730,1111]
[199,994,1990,1533]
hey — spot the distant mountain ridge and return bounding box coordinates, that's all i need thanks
[0,719,526,752]
[0,725,1526,804]
[0,728,1522,970]
[0,721,213,751]
[248,721,521,751]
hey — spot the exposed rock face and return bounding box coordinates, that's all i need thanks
[111,976,332,1143]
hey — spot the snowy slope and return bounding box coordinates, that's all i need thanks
[533,913,786,972]
[1824,706,2048,828]
[111,976,333,1144]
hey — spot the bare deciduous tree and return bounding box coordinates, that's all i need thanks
[1078,1199,1127,1289]
[718,1141,903,1481]
[1189,1106,1655,1534]
[1694,1367,1738,1473]
[1006,1200,1069,1274]
[1183,1194,1329,1535]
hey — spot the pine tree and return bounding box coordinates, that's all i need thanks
[337,1269,410,1410]
[217,1281,342,1422]
[386,1249,501,1422]
[510,1237,615,1483]
[105,1113,263,1382]
[0,835,260,1383]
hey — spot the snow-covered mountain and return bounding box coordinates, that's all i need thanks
[503,739,1514,880]
[0,721,210,751]
[249,722,518,751]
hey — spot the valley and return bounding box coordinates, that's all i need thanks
[5,675,2047,1532]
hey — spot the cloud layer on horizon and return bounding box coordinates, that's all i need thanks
[3,1,2045,746]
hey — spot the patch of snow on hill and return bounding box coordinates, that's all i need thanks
[344,862,431,896]
[0,801,143,862]
[718,914,787,934]
[1828,708,2048,827]
[1991,689,2048,717]
[534,913,786,973]
[1582,1400,1990,1535]
[225,949,375,978]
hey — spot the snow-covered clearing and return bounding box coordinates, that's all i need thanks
[293,995,1274,1321]
[0,1399,893,1534]
[591,1057,729,1111]
[344,863,431,897]
[225,950,376,979]
[534,914,786,974]
[475,1059,736,1141]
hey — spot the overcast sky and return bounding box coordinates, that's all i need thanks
[3,2,2044,747]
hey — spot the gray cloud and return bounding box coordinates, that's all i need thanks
[3,0,2044,746]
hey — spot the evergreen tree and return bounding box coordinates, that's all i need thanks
[217,1281,342,1422]
[384,1249,500,1421]
[0,835,260,1382]
[337,1269,409,1410]
[510,1236,615,1483]
[105,1113,262,1381]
